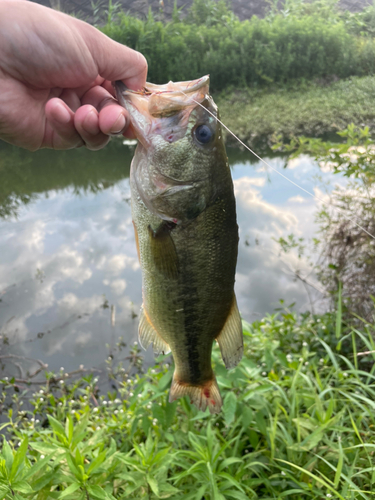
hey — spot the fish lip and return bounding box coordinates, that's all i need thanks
[113,77,210,145]
[114,75,210,101]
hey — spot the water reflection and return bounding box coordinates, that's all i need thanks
[0,139,339,376]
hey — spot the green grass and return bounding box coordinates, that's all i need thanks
[2,305,375,499]
[216,75,375,147]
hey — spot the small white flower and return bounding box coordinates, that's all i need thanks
[299,357,303,362]
[304,362,309,366]
[134,341,138,345]
[59,380,64,385]
[151,369,156,374]
[326,495,332,498]
[94,378,99,383]
[262,362,266,366]
[262,372,267,376]
[39,390,44,394]
[115,399,120,404]
[31,418,35,422]
[39,398,44,402]
[40,455,45,459]
[147,404,152,409]
[153,419,157,424]
[60,367,64,371]
[127,379,132,384]
[79,364,84,370]
[94,408,98,413]
[4,377,8,381]
[103,401,107,405]
[120,409,124,413]
[70,400,74,404]
[138,394,142,398]
[36,419,40,423]
[97,426,101,430]
[302,341,308,347]
[129,392,134,397]
[343,372,348,377]
[281,471,286,476]
[83,395,87,399]
[58,402,63,406]
[320,358,324,363]
[114,410,118,414]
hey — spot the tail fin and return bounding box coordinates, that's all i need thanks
[169,374,222,414]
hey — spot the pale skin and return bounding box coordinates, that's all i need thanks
[0,0,148,151]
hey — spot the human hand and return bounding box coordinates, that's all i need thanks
[0,0,147,151]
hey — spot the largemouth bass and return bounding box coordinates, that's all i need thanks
[115,76,243,414]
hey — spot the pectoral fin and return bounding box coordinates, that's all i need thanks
[148,222,178,279]
[139,305,170,355]
[216,296,243,369]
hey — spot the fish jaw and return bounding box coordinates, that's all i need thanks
[114,76,210,147]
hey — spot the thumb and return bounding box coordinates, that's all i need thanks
[82,24,148,90]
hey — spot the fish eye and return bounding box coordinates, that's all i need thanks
[194,124,213,144]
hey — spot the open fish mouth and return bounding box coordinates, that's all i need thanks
[114,76,210,146]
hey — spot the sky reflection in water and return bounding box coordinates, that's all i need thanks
[0,140,344,375]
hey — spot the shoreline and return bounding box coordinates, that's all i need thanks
[216,75,375,148]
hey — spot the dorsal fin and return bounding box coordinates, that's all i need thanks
[216,296,243,369]
[139,305,170,355]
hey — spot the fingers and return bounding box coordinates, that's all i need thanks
[74,105,110,151]
[82,85,130,136]
[45,84,133,150]
[45,97,84,149]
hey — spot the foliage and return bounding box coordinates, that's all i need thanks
[101,3,375,92]
[2,307,375,499]
[217,75,375,148]
[276,124,375,320]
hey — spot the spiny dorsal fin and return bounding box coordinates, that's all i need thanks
[169,374,222,414]
[139,305,170,355]
[147,222,178,279]
[216,295,243,369]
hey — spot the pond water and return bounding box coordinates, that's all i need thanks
[0,138,344,379]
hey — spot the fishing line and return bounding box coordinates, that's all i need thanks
[181,91,375,242]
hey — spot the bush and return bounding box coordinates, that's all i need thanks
[101,8,375,91]
[2,307,375,498]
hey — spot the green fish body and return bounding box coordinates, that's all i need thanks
[115,76,243,413]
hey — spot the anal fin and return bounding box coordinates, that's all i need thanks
[169,373,222,414]
[216,295,243,369]
[139,305,170,355]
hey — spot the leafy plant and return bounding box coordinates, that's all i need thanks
[2,305,375,498]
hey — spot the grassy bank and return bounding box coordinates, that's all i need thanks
[216,75,375,147]
[2,306,375,499]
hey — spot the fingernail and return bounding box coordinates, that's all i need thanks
[83,110,100,135]
[55,105,71,124]
[110,113,126,135]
